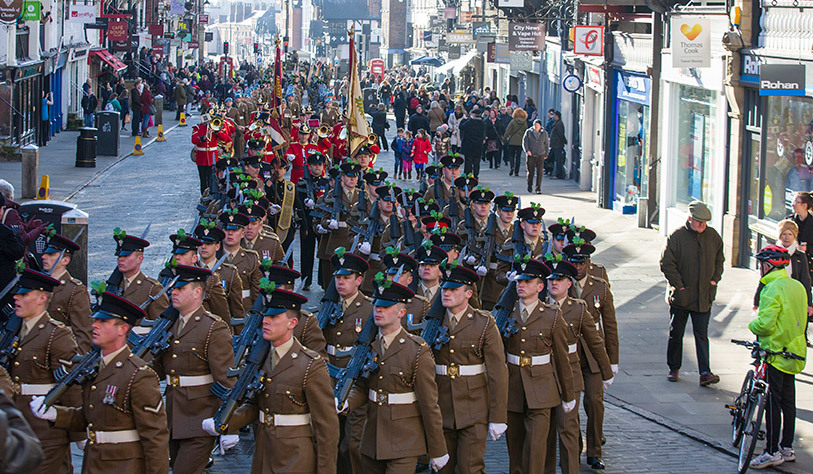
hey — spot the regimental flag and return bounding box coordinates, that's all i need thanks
[273,36,283,117]
[347,28,370,157]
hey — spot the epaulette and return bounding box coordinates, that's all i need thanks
[47,318,66,328]
[541,301,559,311]
[243,248,260,261]
[299,346,320,360]
[412,294,428,302]
[405,332,426,346]
[69,276,84,287]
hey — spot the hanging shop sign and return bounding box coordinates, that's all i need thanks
[508,22,545,51]
[759,64,805,96]
[573,25,604,55]
[671,18,710,68]
[0,0,23,23]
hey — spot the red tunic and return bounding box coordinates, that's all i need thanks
[192,123,226,166]
[285,142,319,183]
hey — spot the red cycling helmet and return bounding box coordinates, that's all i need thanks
[755,244,791,268]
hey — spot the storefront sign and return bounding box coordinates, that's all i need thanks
[199,14,208,24]
[108,20,128,41]
[0,0,23,23]
[497,0,524,7]
[188,40,199,49]
[508,22,545,51]
[510,51,533,73]
[586,65,603,91]
[148,23,163,36]
[671,18,710,68]
[487,43,509,63]
[616,71,650,105]
[22,0,40,21]
[759,64,805,96]
[573,25,604,56]
[68,4,95,23]
[447,32,475,44]
[740,54,760,85]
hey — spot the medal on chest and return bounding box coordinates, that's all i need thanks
[103,385,118,405]
[355,318,363,333]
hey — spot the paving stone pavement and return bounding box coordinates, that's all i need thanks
[56,113,804,472]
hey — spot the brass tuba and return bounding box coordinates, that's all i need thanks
[318,125,331,138]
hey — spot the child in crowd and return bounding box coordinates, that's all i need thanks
[401,130,414,179]
[391,128,405,179]
[433,124,451,162]
[412,129,432,180]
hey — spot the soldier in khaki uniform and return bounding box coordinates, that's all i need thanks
[195,222,245,325]
[344,282,449,473]
[496,206,548,286]
[381,251,429,330]
[112,234,170,332]
[41,233,93,352]
[203,288,339,473]
[429,232,481,310]
[10,269,81,474]
[167,232,230,325]
[240,203,286,263]
[424,154,464,206]
[546,221,571,259]
[478,193,518,309]
[433,263,509,473]
[224,97,246,160]
[263,264,327,357]
[219,211,262,318]
[147,265,235,474]
[563,243,619,470]
[322,250,373,474]
[317,162,362,287]
[356,185,404,295]
[31,292,170,473]
[409,243,449,330]
[504,259,576,474]
[543,260,614,474]
[567,226,610,283]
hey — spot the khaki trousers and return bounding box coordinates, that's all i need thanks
[361,454,420,474]
[439,423,487,474]
[169,435,216,474]
[507,408,552,474]
[581,369,605,457]
[544,397,581,474]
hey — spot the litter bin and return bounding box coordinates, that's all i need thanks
[76,127,98,167]
[363,87,379,114]
[18,200,89,285]
[95,112,120,156]
[153,95,164,126]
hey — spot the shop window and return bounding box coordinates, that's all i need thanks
[763,95,813,221]
[673,85,717,212]
[615,100,650,206]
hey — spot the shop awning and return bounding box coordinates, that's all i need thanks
[89,49,127,72]
[435,50,479,76]
[410,55,443,67]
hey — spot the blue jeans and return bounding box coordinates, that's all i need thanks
[142,113,151,132]
[550,146,566,178]
[83,113,94,127]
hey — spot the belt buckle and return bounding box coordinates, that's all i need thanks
[169,376,180,387]
[263,412,274,426]
[377,392,388,405]
[447,365,459,377]
[520,356,532,367]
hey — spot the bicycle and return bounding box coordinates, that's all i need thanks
[725,339,805,473]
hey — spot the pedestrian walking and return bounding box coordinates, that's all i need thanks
[522,119,549,194]
[408,105,430,136]
[81,83,98,128]
[549,111,567,179]
[484,109,502,170]
[502,108,528,177]
[448,104,464,153]
[428,101,446,132]
[411,129,432,180]
[459,108,486,178]
[659,200,724,385]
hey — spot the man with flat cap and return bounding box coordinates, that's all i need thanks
[240,202,286,263]
[30,292,170,473]
[543,259,613,474]
[562,242,618,470]
[317,162,362,288]
[195,221,245,325]
[147,265,235,474]
[343,280,449,474]
[433,261,508,473]
[263,264,327,357]
[219,211,263,319]
[322,249,373,474]
[112,231,170,324]
[166,231,230,326]
[659,200,723,386]
[10,268,81,474]
[503,258,575,474]
[202,286,339,473]
[425,154,464,207]
[41,233,93,352]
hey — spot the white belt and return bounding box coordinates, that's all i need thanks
[20,383,55,396]
[259,412,312,426]
[368,390,417,405]
[368,254,381,261]
[435,363,485,377]
[338,221,348,228]
[326,344,354,357]
[506,353,550,367]
[166,374,214,387]
[488,262,498,270]
[195,146,217,152]
[568,343,577,354]
[242,289,251,298]
[87,429,139,444]
[131,326,150,336]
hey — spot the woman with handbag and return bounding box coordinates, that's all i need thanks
[141,83,154,138]
[484,108,502,169]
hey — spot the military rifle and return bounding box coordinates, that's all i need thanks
[210,338,271,434]
[463,207,482,261]
[231,294,265,368]
[433,175,446,209]
[492,219,528,338]
[129,305,181,358]
[419,288,450,349]
[316,277,342,330]
[477,212,498,280]
[42,346,102,409]
[448,185,460,230]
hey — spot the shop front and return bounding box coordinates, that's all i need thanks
[0,60,44,148]
[609,69,651,214]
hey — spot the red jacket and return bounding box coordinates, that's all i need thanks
[285,142,318,184]
[140,89,153,115]
[192,123,226,166]
[411,137,431,165]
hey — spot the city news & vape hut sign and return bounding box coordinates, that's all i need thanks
[760,64,806,96]
[671,18,710,68]
[508,22,545,52]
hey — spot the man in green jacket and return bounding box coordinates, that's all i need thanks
[659,200,724,385]
[749,245,807,469]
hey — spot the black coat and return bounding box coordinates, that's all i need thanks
[791,213,813,270]
[0,224,25,309]
[370,110,388,134]
[393,95,407,116]
[549,119,566,148]
[408,113,430,135]
[459,117,486,156]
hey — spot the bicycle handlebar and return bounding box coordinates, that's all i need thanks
[730,339,805,361]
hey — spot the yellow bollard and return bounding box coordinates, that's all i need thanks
[179,112,187,126]
[156,124,166,142]
[133,135,145,156]
[35,175,50,200]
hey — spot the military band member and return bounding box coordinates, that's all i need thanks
[434,262,508,473]
[31,292,171,474]
[168,232,230,326]
[224,97,246,160]
[343,282,449,474]
[11,269,80,474]
[114,233,170,325]
[298,152,330,290]
[563,243,619,470]
[147,265,235,474]
[41,233,93,352]
[202,288,339,473]
[194,222,246,325]
[424,154,464,205]
[543,260,613,474]
[317,162,362,283]
[286,124,319,184]
[263,264,328,358]
[239,203,286,263]
[192,117,228,195]
[218,211,262,315]
[503,258,575,474]
[323,250,373,474]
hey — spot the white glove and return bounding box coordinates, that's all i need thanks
[305,198,315,209]
[465,255,476,265]
[430,454,450,472]
[75,440,87,450]
[219,434,240,452]
[268,204,282,216]
[507,270,518,281]
[562,399,576,414]
[488,422,507,441]
[328,219,339,230]
[316,224,329,235]
[358,241,372,255]
[603,376,614,390]
[475,265,487,277]
[202,417,220,436]
[335,397,347,415]
[29,396,56,422]
[338,221,348,228]
[611,364,619,376]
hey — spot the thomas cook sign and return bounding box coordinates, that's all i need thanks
[760,64,806,96]
[0,0,24,23]
[671,18,710,68]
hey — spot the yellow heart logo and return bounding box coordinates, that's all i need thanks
[680,24,703,41]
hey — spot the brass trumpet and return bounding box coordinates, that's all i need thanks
[210,117,223,131]
[317,125,331,138]
[368,133,378,145]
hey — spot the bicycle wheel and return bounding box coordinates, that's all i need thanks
[738,391,766,474]
[731,370,754,447]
